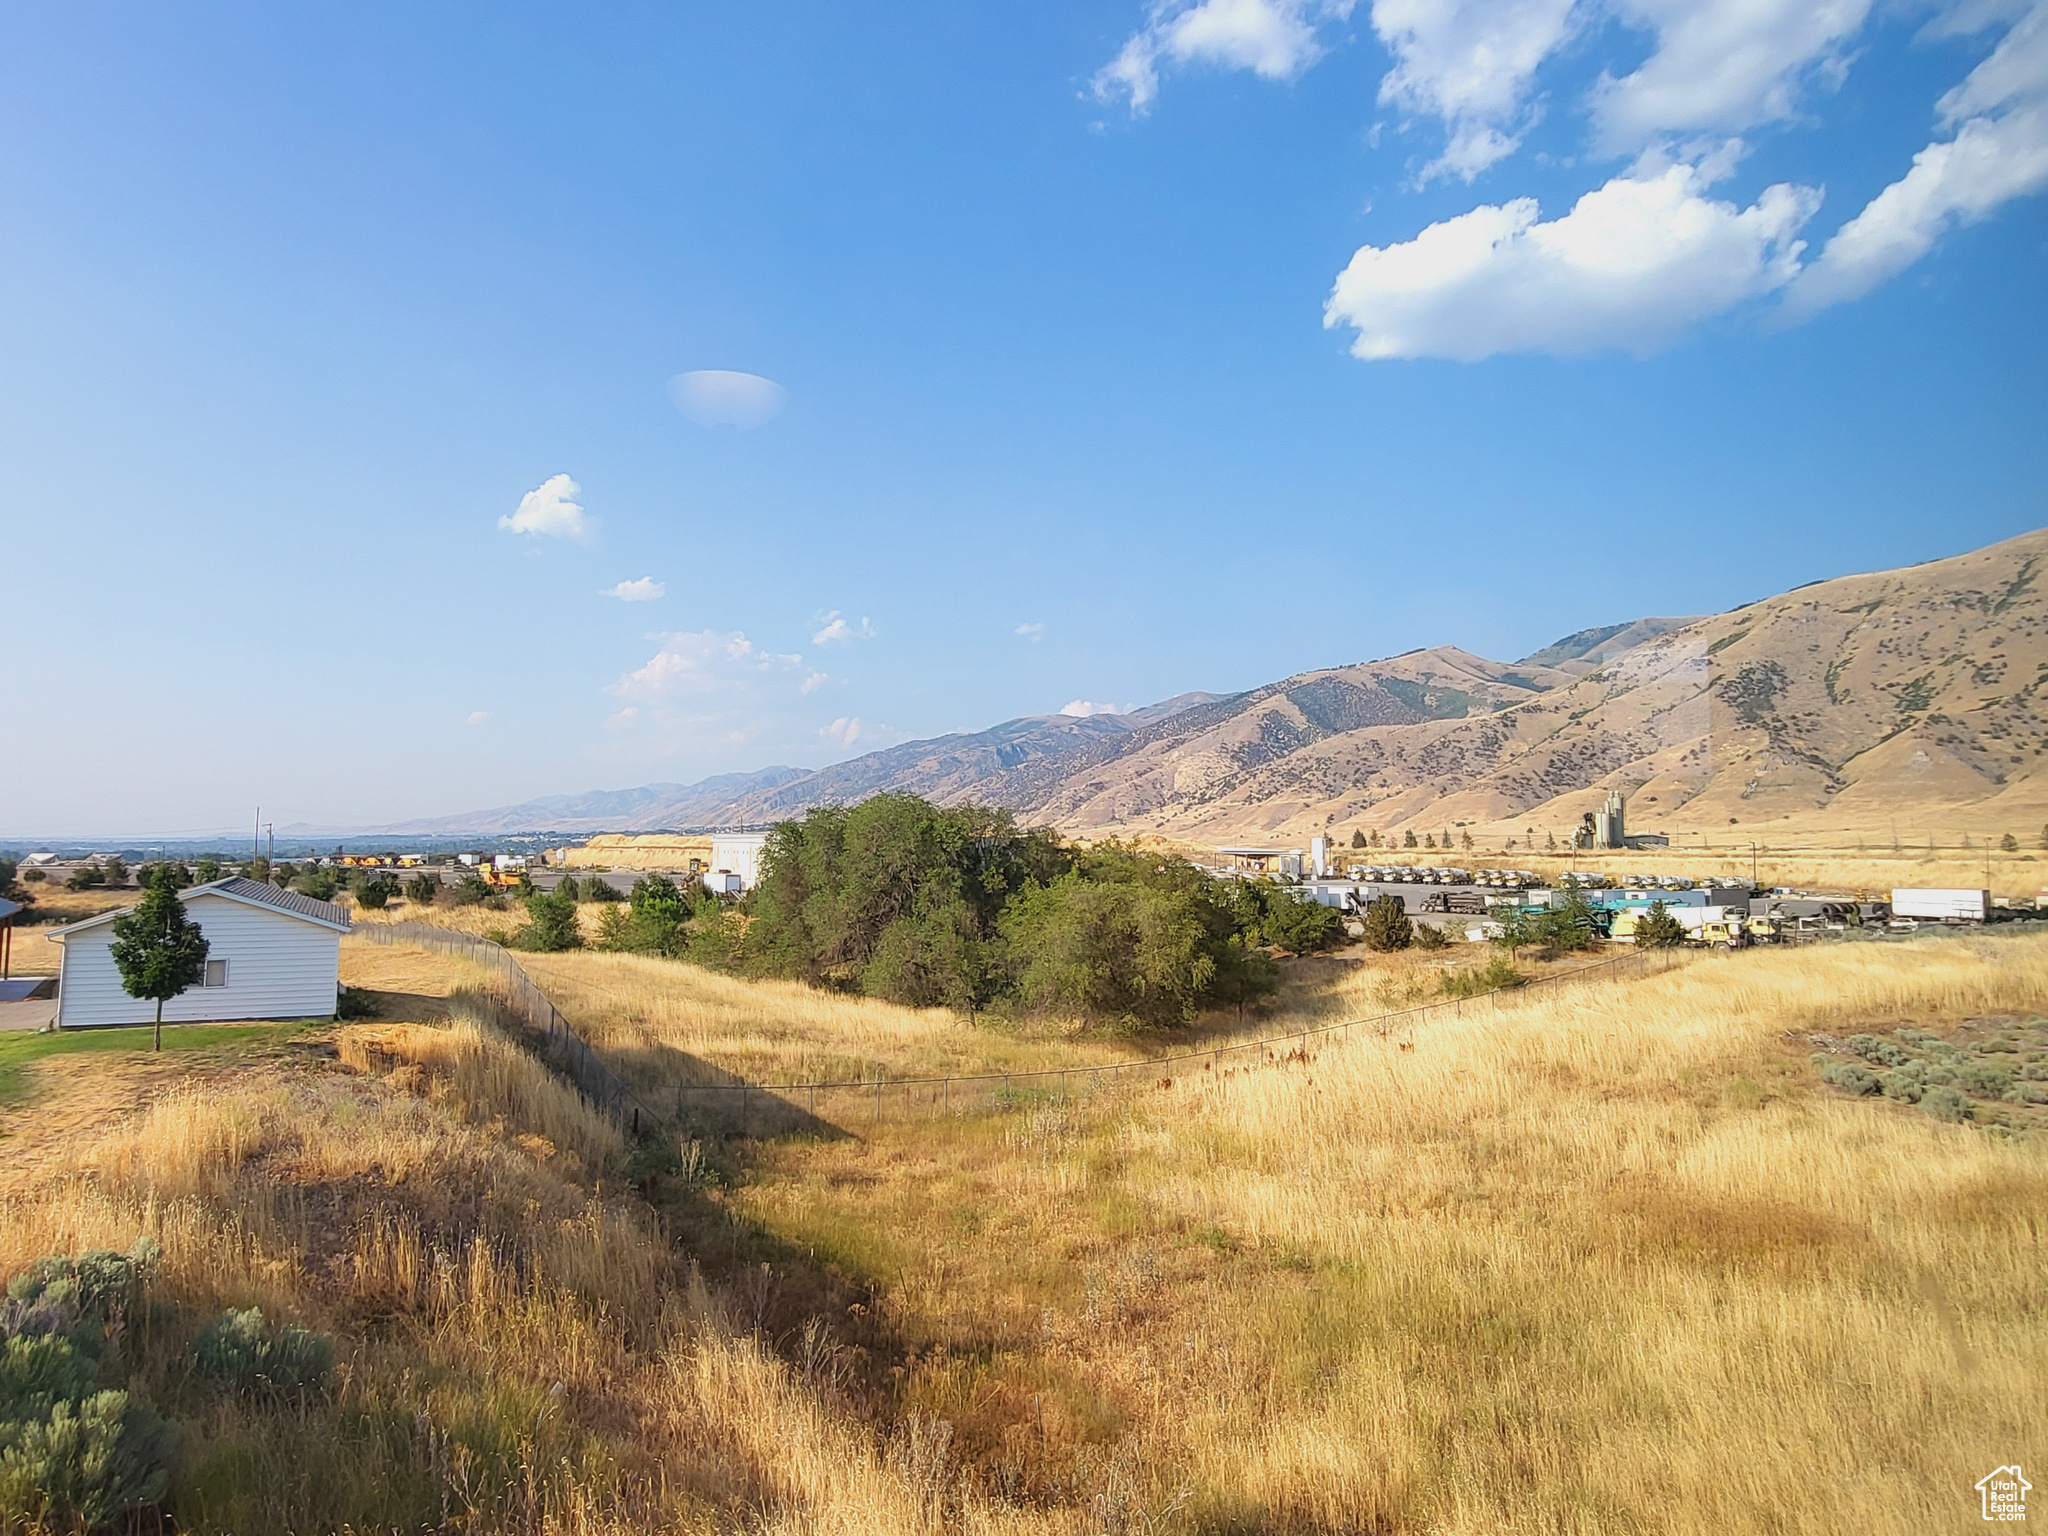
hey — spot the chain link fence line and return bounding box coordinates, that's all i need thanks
[350,920,662,1131]
[350,921,1675,1140]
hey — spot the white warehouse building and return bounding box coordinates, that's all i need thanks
[50,877,350,1028]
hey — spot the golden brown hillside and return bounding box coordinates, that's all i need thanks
[1037,527,2048,844]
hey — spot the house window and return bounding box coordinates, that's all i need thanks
[202,960,228,988]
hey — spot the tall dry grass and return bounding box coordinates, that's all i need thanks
[729,931,2048,1535]
[519,949,1148,1088]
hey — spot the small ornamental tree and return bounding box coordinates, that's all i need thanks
[403,873,440,906]
[2000,832,2019,852]
[1634,898,1688,949]
[194,857,223,884]
[1360,896,1413,952]
[108,867,210,1050]
[1491,904,1537,962]
[1402,829,1418,849]
[1350,830,1367,850]
[1461,830,1474,850]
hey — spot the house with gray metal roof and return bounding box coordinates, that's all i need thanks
[46,877,350,1028]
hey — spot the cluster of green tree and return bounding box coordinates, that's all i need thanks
[64,856,127,891]
[725,796,1343,1028]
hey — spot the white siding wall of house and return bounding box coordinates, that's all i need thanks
[57,894,341,1027]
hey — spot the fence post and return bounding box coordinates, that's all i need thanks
[876,1071,883,1128]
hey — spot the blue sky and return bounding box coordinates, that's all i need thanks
[4,0,2045,836]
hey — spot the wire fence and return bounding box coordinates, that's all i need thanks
[350,922,1676,1140]
[350,921,661,1131]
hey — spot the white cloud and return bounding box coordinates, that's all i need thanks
[800,670,828,695]
[1095,0,1354,112]
[466,710,489,726]
[499,473,588,539]
[1370,0,1583,181]
[810,610,877,646]
[608,631,806,700]
[667,370,788,428]
[1324,156,1819,359]
[1592,0,1872,152]
[820,716,870,747]
[602,577,665,602]
[1788,2,2048,313]
[1060,699,1135,717]
[1014,621,1047,641]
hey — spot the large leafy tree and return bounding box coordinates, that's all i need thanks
[108,867,210,1050]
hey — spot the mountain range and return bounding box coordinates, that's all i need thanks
[380,529,2048,846]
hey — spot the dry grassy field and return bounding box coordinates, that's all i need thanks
[0,927,2040,1532]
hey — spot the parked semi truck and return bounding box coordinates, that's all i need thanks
[1889,888,1989,924]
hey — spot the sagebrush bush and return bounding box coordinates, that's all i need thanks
[1819,1062,1879,1095]
[1412,921,1451,951]
[192,1308,334,1399]
[1848,1034,1909,1066]
[1919,1084,1970,1122]
[0,1241,172,1529]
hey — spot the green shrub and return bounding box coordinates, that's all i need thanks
[452,873,492,906]
[353,876,399,910]
[191,1308,334,1399]
[554,876,580,902]
[1412,920,1451,950]
[1919,1085,1970,1122]
[0,1242,171,1529]
[1819,1063,1878,1095]
[0,1389,173,1528]
[403,873,440,906]
[64,862,105,892]
[580,876,623,903]
[1440,956,1522,998]
[335,984,379,1020]
[1878,1069,1923,1102]
[513,889,584,953]
[1847,1034,1908,1066]
[2003,1084,2048,1105]
[1633,900,1688,949]
[1957,1062,2012,1097]
[1360,897,1413,952]
[292,867,340,902]
[7,1240,159,1318]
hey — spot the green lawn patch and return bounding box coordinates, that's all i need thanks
[0,1022,316,1106]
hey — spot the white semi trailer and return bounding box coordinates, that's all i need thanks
[1890,888,1988,923]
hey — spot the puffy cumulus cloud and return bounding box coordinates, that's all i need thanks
[499,474,588,538]
[1324,156,1819,359]
[1371,0,1583,181]
[1592,0,1871,152]
[800,670,829,695]
[602,577,665,602]
[608,631,806,700]
[1014,621,1046,641]
[1059,699,1135,717]
[667,370,788,429]
[1095,0,1354,112]
[810,610,877,646]
[1789,1,2048,312]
